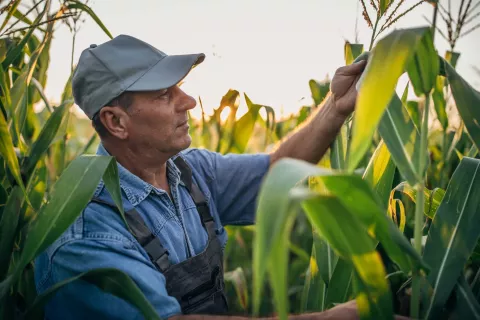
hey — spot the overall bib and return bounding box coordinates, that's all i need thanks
[91,156,229,316]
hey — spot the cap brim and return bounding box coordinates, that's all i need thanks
[126,53,205,91]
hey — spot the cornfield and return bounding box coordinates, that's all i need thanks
[1,0,480,319]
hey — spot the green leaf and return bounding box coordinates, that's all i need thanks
[300,249,326,313]
[330,124,347,170]
[13,155,125,281]
[440,57,480,152]
[378,93,423,186]
[0,187,23,279]
[22,103,69,177]
[24,268,160,320]
[0,0,21,33]
[445,51,460,69]
[0,40,7,64]
[0,103,25,191]
[379,0,392,15]
[309,79,330,106]
[230,94,274,153]
[319,174,426,273]
[344,42,364,65]
[362,139,396,208]
[432,76,448,130]
[348,27,430,171]
[324,257,354,309]
[311,226,337,286]
[302,194,393,320]
[405,100,421,129]
[390,182,445,219]
[450,274,480,319]
[252,158,423,318]
[66,1,113,39]
[252,159,332,315]
[2,0,49,68]
[30,78,52,113]
[12,8,34,26]
[406,29,439,96]
[423,157,480,319]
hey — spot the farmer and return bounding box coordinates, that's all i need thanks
[34,35,406,320]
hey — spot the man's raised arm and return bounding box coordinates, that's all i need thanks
[268,60,367,166]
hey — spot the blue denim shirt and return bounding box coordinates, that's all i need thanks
[34,143,270,320]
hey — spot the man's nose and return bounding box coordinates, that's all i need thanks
[175,87,197,111]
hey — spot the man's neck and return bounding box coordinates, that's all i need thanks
[103,141,171,193]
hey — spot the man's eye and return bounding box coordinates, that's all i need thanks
[156,91,168,99]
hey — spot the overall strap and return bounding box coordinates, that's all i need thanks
[173,156,216,237]
[90,198,171,272]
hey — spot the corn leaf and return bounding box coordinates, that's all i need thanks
[0,187,23,279]
[309,79,330,107]
[2,0,49,68]
[389,182,445,219]
[423,157,480,319]
[24,268,160,320]
[0,103,25,191]
[313,230,337,287]
[450,274,480,319]
[30,77,52,113]
[252,159,333,315]
[319,174,426,273]
[231,94,273,154]
[432,76,448,130]
[252,158,424,318]
[445,50,460,69]
[440,57,480,152]
[302,193,393,320]
[344,42,364,65]
[379,0,393,15]
[378,93,423,186]
[308,178,338,288]
[22,102,69,177]
[406,29,439,96]
[11,155,125,283]
[324,257,354,309]
[330,124,347,170]
[0,0,21,33]
[362,139,396,208]
[348,27,430,172]
[300,243,326,313]
[66,1,113,39]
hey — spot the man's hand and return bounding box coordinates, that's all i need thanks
[268,60,367,166]
[330,59,367,118]
[321,300,410,320]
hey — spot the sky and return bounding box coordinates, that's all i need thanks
[41,0,480,120]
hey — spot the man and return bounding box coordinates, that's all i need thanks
[33,34,404,320]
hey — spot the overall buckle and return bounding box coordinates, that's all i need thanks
[144,237,170,271]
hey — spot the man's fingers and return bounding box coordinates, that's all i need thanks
[335,59,367,76]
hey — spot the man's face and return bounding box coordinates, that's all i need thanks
[123,85,196,156]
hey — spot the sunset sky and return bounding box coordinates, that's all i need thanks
[42,0,480,120]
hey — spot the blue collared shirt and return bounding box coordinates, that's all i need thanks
[34,143,270,320]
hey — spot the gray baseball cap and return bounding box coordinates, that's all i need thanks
[72,34,205,119]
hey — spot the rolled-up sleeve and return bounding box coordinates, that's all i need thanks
[182,149,271,226]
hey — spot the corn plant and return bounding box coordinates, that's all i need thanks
[0,1,165,319]
[252,4,480,320]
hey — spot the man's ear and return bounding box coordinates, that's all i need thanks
[99,106,130,139]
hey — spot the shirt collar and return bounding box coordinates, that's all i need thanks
[94,143,182,206]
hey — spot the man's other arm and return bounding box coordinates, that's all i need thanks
[268,60,367,166]
[168,300,409,320]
